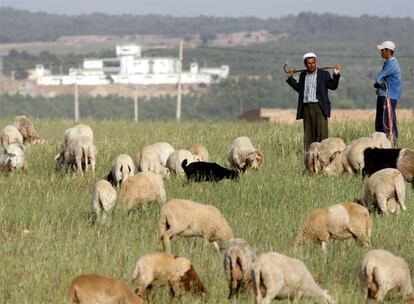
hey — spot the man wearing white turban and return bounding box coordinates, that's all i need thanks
[286,53,341,151]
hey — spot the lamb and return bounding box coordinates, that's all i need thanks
[188,143,209,161]
[360,249,414,303]
[131,252,205,299]
[360,168,406,215]
[305,138,346,174]
[166,149,196,175]
[136,145,169,178]
[159,199,234,253]
[228,136,264,172]
[0,142,28,172]
[55,136,97,174]
[13,115,44,144]
[106,154,135,187]
[181,159,239,182]
[252,251,334,304]
[322,145,353,175]
[224,238,257,299]
[119,171,166,210]
[61,124,94,150]
[1,125,23,148]
[294,202,372,251]
[91,180,117,223]
[67,274,143,304]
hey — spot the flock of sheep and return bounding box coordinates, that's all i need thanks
[1,117,414,303]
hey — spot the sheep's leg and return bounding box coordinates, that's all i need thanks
[349,227,372,247]
[261,279,283,304]
[376,194,388,214]
[75,156,83,175]
[212,241,220,253]
[321,241,327,252]
[161,233,172,254]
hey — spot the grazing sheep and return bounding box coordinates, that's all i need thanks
[322,145,353,176]
[91,180,117,223]
[294,202,372,251]
[224,238,257,299]
[188,143,209,162]
[136,145,169,178]
[371,131,393,148]
[253,252,334,304]
[347,137,380,174]
[360,249,414,303]
[160,199,234,253]
[62,124,94,150]
[107,154,135,187]
[1,125,23,148]
[166,149,196,175]
[398,148,414,187]
[150,142,175,167]
[305,138,346,174]
[361,168,406,215]
[228,136,264,172]
[55,136,97,174]
[119,171,166,210]
[362,148,401,178]
[182,159,238,182]
[14,115,43,144]
[0,143,28,172]
[67,274,143,304]
[131,252,205,299]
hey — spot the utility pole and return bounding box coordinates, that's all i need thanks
[0,56,3,95]
[74,83,79,122]
[134,86,139,123]
[176,41,183,121]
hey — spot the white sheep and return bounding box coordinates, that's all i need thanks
[253,251,334,304]
[67,274,144,304]
[360,249,414,303]
[136,145,169,178]
[119,171,166,210]
[0,142,28,172]
[371,131,392,148]
[1,125,23,148]
[159,199,234,253]
[188,143,209,162]
[166,149,196,175]
[150,142,175,167]
[14,115,44,144]
[91,180,117,223]
[347,137,380,174]
[55,136,97,175]
[362,168,406,215]
[228,136,264,172]
[322,145,353,175]
[397,148,414,186]
[294,202,372,251]
[108,154,135,187]
[224,238,257,299]
[61,124,93,150]
[131,252,205,299]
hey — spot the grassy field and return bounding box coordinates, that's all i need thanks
[1,118,413,303]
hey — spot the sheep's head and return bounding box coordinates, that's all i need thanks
[180,265,205,296]
[246,150,264,170]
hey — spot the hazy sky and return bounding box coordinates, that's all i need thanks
[2,0,414,18]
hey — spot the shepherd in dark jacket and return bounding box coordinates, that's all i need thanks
[286,52,341,151]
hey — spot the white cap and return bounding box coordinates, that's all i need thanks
[377,41,396,51]
[303,52,317,60]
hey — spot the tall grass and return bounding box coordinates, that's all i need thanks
[0,118,413,303]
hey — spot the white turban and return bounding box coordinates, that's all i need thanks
[303,52,317,60]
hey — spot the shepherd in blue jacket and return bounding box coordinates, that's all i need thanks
[374,41,402,143]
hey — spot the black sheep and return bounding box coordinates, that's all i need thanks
[181,159,239,182]
[362,148,401,177]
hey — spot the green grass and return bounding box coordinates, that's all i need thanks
[1,118,413,303]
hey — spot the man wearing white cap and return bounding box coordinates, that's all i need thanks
[374,41,401,143]
[286,52,341,150]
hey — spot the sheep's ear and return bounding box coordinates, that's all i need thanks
[256,150,264,158]
[330,151,341,162]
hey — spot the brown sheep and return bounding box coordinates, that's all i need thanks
[14,115,44,144]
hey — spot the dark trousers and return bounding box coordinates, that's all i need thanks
[375,96,398,140]
[303,103,328,151]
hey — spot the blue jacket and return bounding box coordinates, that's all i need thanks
[375,57,402,100]
[286,69,340,120]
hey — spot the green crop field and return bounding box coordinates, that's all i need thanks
[1,118,413,303]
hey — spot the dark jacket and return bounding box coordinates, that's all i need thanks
[286,69,340,120]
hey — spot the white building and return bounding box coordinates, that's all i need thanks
[36,44,229,86]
